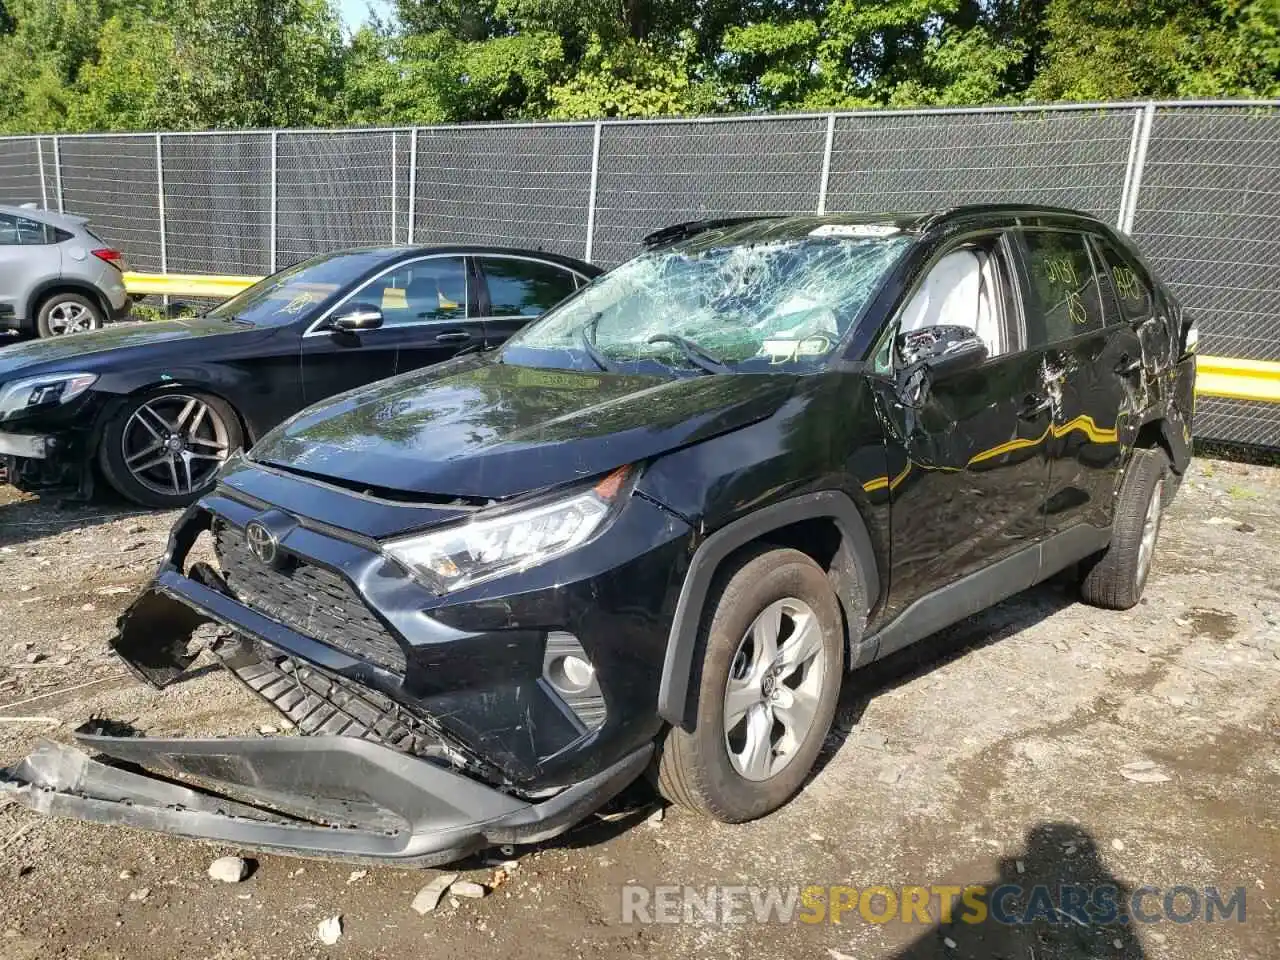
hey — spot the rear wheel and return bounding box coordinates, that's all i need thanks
[37,292,103,337]
[98,390,242,508]
[656,546,843,822]
[1079,447,1169,610]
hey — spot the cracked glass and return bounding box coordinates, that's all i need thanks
[503,235,910,374]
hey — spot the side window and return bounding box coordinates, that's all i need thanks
[357,257,469,327]
[479,257,578,317]
[1017,231,1106,346]
[1090,235,1154,326]
[0,215,18,245]
[14,217,50,245]
[875,236,1013,373]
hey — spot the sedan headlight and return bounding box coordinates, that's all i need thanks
[0,373,98,418]
[385,466,631,593]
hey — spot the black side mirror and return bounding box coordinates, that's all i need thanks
[894,324,988,405]
[331,303,383,332]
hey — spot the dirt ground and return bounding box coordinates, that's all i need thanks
[0,457,1277,960]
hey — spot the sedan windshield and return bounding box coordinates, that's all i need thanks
[206,250,392,327]
[503,234,910,373]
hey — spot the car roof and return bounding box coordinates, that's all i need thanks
[343,244,603,275]
[0,203,90,230]
[649,205,1116,251]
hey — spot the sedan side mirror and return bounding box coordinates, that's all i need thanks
[331,303,383,332]
[894,324,988,406]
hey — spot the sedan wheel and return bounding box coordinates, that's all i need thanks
[122,395,231,497]
[99,390,244,508]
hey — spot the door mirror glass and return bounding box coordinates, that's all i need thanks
[894,324,988,405]
[331,303,383,332]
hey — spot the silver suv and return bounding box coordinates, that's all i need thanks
[0,204,132,338]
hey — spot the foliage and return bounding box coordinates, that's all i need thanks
[0,0,1275,133]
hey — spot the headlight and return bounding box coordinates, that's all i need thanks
[385,466,631,593]
[0,373,98,418]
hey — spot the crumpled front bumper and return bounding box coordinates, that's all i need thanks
[1,727,650,867]
[0,554,653,867]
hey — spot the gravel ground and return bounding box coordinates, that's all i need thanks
[0,458,1277,959]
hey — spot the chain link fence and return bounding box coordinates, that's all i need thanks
[0,100,1276,445]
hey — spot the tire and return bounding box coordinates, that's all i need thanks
[37,292,104,338]
[97,389,243,508]
[1078,447,1169,610]
[656,546,844,822]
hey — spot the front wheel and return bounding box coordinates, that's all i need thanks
[656,546,844,823]
[97,390,242,508]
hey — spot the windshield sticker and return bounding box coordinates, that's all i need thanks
[809,224,901,238]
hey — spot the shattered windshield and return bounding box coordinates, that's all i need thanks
[502,235,910,374]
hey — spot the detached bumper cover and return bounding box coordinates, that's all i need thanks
[1,729,650,867]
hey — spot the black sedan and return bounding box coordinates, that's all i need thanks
[0,246,600,506]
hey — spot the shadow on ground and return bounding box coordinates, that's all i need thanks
[889,822,1147,959]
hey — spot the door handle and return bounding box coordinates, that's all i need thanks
[1018,394,1053,420]
[434,330,471,343]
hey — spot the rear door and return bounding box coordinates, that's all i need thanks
[1010,229,1130,540]
[301,255,479,402]
[474,255,583,347]
[0,214,60,321]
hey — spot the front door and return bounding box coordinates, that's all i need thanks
[387,255,485,376]
[874,234,1054,637]
[300,255,479,402]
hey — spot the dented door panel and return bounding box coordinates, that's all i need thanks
[874,348,1053,624]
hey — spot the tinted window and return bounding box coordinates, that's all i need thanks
[480,257,577,317]
[1090,235,1154,325]
[0,214,50,245]
[207,250,392,327]
[357,257,468,326]
[1018,231,1106,346]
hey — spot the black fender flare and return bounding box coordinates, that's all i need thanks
[656,490,879,729]
[24,277,112,324]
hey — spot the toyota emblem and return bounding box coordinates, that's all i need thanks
[245,520,278,566]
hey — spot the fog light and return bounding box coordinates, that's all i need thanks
[542,631,605,731]
[549,654,594,693]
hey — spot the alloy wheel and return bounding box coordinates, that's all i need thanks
[723,597,827,782]
[121,395,231,497]
[46,301,99,335]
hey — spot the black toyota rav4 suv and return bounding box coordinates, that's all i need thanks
[4,207,1197,866]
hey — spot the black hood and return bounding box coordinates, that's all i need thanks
[0,317,257,382]
[252,357,799,500]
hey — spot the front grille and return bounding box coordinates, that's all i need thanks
[213,523,407,674]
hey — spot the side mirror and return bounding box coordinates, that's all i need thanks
[331,303,383,332]
[894,324,988,405]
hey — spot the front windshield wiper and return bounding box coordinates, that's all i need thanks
[580,313,619,372]
[646,333,730,375]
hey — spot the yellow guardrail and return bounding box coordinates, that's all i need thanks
[124,271,260,298]
[123,272,1280,404]
[1195,356,1280,403]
